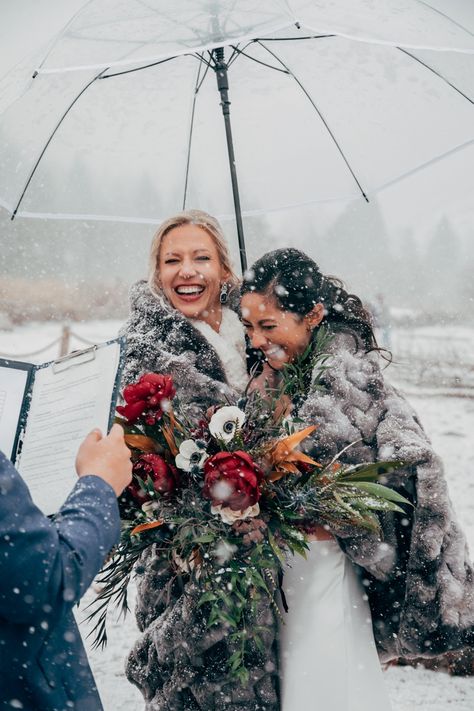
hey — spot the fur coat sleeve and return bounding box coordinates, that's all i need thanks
[299,331,474,661]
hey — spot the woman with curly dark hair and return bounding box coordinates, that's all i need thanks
[240,248,473,711]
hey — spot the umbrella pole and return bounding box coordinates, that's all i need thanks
[213,47,247,274]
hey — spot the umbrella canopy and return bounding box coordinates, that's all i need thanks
[21,0,474,74]
[0,0,473,271]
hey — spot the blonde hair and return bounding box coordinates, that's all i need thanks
[148,209,239,295]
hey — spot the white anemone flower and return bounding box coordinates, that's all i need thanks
[175,439,207,472]
[211,502,260,525]
[209,406,246,443]
[141,500,160,517]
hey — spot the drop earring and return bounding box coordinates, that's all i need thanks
[220,282,229,304]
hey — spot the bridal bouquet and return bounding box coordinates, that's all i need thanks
[88,334,409,682]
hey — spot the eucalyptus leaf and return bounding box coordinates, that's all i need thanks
[333,490,367,522]
[349,496,406,514]
[340,460,406,482]
[197,591,217,607]
[267,529,286,564]
[341,481,412,506]
[194,533,216,544]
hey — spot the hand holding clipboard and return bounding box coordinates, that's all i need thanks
[0,338,125,515]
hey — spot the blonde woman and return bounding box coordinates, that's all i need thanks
[122,214,280,708]
[120,209,248,401]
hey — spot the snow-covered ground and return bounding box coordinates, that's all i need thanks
[1,321,473,710]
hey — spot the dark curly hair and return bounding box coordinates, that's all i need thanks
[241,247,383,355]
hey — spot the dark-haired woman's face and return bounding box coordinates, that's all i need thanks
[241,293,323,369]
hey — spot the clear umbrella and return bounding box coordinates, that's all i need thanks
[0,0,473,271]
[23,0,474,73]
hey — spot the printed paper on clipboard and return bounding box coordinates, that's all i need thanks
[0,337,125,516]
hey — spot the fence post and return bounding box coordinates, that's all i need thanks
[59,324,71,357]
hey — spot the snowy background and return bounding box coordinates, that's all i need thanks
[1,2,474,709]
[0,319,473,710]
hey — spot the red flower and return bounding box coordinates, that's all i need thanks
[127,454,178,503]
[117,373,176,425]
[203,451,264,511]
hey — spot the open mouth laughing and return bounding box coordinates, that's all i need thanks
[263,345,287,362]
[174,284,205,300]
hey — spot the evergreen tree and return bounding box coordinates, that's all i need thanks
[423,216,461,315]
[320,198,393,302]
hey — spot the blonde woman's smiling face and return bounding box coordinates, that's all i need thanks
[158,224,229,328]
[241,292,324,369]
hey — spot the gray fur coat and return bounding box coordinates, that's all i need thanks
[119,280,236,402]
[123,309,473,709]
[121,281,279,709]
[299,332,474,662]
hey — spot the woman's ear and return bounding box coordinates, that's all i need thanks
[305,303,325,330]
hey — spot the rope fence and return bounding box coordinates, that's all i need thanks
[0,338,63,360]
[70,330,99,347]
[2,323,474,397]
[0,325,100,360]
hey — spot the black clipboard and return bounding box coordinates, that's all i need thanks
[0,357,34,461]
[0,337,125,476]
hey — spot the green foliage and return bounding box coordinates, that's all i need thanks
[87,335,411,682]
[281,325,333,400]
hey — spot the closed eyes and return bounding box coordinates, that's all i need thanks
[164,255,211,264]
[242,322,277,331]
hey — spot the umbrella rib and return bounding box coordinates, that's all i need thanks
[256,40,369,202]
[10,69,108,220]
[100,55,176,79]
[204,51,218,69]
[182,57,209,209]
[413,0,474,39]
[32,0,97,74]
[195,54,212,92]
[256,34,336,42]
[369,137,474,195]
[397,47,474,105]
[227,41,255,67]
[229,46,290,74]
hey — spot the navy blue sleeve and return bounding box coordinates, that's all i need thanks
[0,451,120,623]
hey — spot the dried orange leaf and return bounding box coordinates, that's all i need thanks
[131,520,163,535]
[125,434,159,452]
[161,423,178,456]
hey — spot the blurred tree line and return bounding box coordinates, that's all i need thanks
[0,198,472,323]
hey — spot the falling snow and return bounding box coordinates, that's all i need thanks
[1,321,473,709]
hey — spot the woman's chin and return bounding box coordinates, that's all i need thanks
[265,354,289,370]
[174,298,221,324]
[179,302,204,317]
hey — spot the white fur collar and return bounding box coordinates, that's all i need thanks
[192,308,248,392]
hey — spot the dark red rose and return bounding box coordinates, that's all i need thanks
[117,373,176,424]
[203,451,263,511]
[127,453,178,503]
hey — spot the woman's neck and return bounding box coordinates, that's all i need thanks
[197,304,223,333]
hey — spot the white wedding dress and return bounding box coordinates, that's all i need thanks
[278,539,392,711]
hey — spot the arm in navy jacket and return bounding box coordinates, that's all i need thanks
[0,450,121,624]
